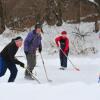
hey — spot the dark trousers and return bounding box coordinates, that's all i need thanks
[0,62,18,82]
[59,49,69,68]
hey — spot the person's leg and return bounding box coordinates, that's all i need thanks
[0,56,7,77]
[0,66,7,77]
[59,50,63,67]
[7,63,18,82]
[25,53,36,78]
[62,49,69,68]
[62,54,67,68]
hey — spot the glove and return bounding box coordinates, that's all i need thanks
[39,47,42,53]
[19,62,24,68]
[25,51,28,55]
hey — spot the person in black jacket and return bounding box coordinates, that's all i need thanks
[0,36,24,82]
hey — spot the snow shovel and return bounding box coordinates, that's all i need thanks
[59,47,80,71]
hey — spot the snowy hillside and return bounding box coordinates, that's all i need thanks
[0,22,100,100]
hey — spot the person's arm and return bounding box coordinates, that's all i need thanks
[55,36,61,47]
[8,53,24,67]
[24,32,34,52]
[64,37,69,53]
[38,43,42,53]
[38,36,42,53]
[13,58,24,68]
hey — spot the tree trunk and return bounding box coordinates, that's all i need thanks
[95,19,99,32]
[0,0,5,34]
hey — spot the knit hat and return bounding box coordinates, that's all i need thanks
[14,36,23,40]
[61,31,67,35]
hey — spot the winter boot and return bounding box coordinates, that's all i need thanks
[59,67,66,70]
[25,70,34,80]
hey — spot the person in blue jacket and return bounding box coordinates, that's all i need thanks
[24,24,43,80]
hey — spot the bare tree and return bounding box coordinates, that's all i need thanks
[93,0,100,14]
[0,0,99,29]
[70,26,96,54]
[93,0,100,32]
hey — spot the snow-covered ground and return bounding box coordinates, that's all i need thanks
[0,22,100,100]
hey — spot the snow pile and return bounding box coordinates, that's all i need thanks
[89,0,95,3]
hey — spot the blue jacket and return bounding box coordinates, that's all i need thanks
[24,30,42,53]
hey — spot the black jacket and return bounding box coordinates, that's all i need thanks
[1,40,22,65]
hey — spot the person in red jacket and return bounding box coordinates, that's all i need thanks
[55,31,69,70]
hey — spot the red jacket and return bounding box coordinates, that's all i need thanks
[55,36,69,53]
